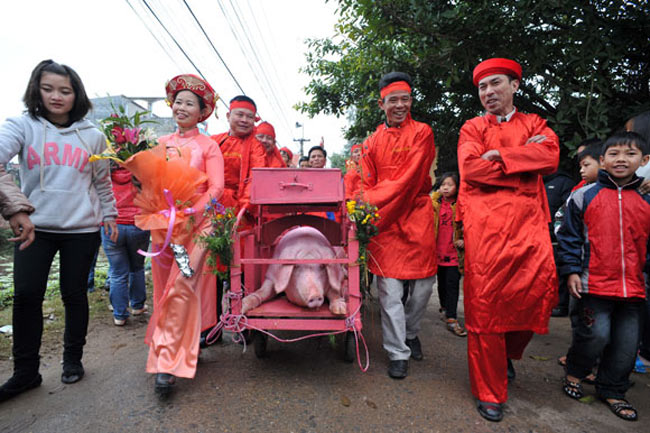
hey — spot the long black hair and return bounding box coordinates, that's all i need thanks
[23,59,92,125]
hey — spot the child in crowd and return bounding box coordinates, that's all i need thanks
[557,131,650,422]
[431,172,466,337]
[555,139,602,380]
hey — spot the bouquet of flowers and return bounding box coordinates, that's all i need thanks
[88,104,207,278]
[198,199,237,279]
[89,104,158,163]
[346,199,380,288]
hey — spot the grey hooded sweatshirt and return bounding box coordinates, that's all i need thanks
[0,114,117,233]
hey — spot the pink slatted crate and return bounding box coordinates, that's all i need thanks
[251,168,343,205]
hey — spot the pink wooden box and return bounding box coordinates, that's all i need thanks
[250,168,343,205]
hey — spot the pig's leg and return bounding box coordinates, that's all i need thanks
[242,279,275,314]
[327,289,347,316]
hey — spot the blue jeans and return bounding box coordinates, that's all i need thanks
[566,294,643,399]
[101,224,150,320]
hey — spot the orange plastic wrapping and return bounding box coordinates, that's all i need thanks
[120,144,207,246]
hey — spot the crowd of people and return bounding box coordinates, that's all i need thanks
[0,57,648,427]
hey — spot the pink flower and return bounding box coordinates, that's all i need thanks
[124,127,141,145]
[111,126,126,144]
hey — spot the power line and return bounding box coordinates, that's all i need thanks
[181,0,247,97]
[139,0,228,109]
[221,0,292,135]
[124,0,186,71]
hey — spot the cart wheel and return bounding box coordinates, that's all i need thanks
[254,331,268,358]
[343,331,356,363]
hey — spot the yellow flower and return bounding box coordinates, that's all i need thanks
[362,215,370,224]
[346,201,356,214]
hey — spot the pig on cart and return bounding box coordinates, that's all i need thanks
[241,226,347,315]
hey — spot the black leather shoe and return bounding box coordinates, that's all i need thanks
[477,400,503,422]
[507,358,515,382]
[61,363,84,384]
[551,307,568,317]
[154,373,176,397]
[405,337,423,361]
[0,374,42,402]
[387,360,408,379]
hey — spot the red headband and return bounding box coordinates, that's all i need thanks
[380,81,412,99]
[279,147,293,160]
[229,100,256,114]
[256,121,275,139]
[472,58,522,86]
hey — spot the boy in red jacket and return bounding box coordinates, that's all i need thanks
[557,131,650,422]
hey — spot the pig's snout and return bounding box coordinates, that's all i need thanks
[306,295,324,309]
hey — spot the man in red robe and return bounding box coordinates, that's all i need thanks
[208,96,265,345]
[256,121,286,168]
[457,58,559,422]
[210,95,266,214]
[344,144,362,200]
[361,72,437,379]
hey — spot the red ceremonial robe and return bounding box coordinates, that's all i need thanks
[264,146,286,168]
[211,132,266,213]
[362,114,437,279]
[344,159,362,200]
[457,111,559,334]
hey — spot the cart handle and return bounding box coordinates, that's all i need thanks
[279,181,313,191]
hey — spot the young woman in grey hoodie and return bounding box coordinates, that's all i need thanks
[0,60,118,403]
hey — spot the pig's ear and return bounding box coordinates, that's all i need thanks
[326,264,343,291]
[272,264,294,294]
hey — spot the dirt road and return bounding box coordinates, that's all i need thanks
[1,293,648,432]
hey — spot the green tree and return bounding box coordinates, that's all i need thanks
[299,0,650,174]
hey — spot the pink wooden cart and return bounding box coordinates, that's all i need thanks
[227,167,363,362]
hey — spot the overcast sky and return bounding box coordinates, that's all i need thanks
[0,0,349,157]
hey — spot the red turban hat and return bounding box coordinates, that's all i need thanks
[165,74,218,122]
[472,58,522,87]
[256,121,275,139]
[279,147,293,160]
[351,144,361,153]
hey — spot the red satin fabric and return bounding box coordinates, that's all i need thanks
[457,111,559,334]
[264,146,286,168]
[211,132,266,213]
[467,331,533,403]
[361,114,437,279]
[344,160,362,200]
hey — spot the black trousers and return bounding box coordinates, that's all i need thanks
[12,230,100,378]
[437,265,461,319]
[566,295,643,399]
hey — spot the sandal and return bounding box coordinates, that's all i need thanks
[446,319,467,337]
[601,398,638,422]
[557,356,566,367]
[562,376,583,399]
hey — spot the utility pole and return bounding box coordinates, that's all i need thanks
[293,122,311,156]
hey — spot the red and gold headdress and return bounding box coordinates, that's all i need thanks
[165,74,218,122]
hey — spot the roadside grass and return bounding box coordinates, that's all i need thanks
[0,228,116,361]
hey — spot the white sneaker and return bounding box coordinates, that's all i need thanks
[108,304,114,312]
[131,305,148,316]
[113,318,126,326]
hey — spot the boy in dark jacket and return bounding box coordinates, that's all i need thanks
[557,131,650,422]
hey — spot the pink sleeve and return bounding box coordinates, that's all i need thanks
[193,137,225,213]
